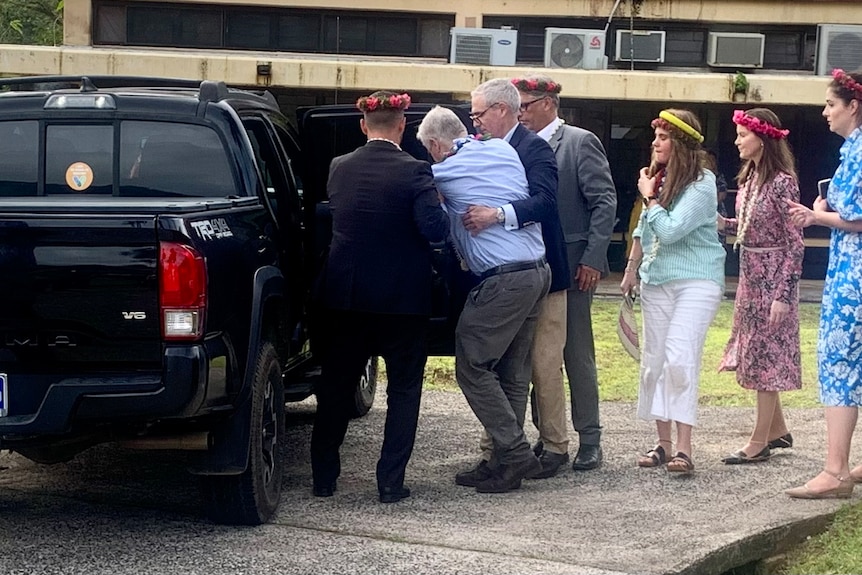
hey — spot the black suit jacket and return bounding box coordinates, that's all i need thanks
[509,124,572,293]
[322,140,449,315]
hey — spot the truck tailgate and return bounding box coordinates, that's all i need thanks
[0,215,161,370]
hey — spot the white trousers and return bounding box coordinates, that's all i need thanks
[637,279,722,426]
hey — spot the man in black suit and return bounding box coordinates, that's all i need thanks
[459,78,574,483]
[310,91,449,503]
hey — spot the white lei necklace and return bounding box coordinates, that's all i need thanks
[547,117,565,140]
[367,137,402,151]
[734,174,761,252]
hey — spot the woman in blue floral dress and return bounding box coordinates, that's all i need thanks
[786,68,862,499]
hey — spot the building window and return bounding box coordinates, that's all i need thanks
[95,4,126,44]
[764,32,803,69]
[663,29,706,65]
[93,1,453,58]
[226,12,272,50]
[127,6,222,48]
[278,15,321,52]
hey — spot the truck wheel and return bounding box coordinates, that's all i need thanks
[202,341,285,525]
[349,356,378,418]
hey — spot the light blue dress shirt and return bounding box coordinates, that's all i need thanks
[431,137,545,274]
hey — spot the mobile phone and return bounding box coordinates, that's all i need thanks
[818,178,831,200]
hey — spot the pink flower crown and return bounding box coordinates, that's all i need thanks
[356,93,412,113]
[511,78,562,94]
[732,110,789,139]
[832,68,862,99]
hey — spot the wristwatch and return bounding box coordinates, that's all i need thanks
[496,207,506,224]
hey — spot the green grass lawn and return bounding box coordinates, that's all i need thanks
[425,299,822,408]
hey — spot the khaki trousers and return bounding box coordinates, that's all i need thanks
[480,289,567,459]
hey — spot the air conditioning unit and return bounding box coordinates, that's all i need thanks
[615,30,666,63]
[544,28,607,70]
[816,24,862,75]
[449,27,517,66]
[707,32,765,68]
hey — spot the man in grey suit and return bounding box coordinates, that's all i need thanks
[514,75,617,471]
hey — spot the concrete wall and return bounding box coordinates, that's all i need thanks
[0,44,833,106]
[20,0,858,106]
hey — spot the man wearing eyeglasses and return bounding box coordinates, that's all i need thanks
[514,75,617,474]
[458,78,573,484]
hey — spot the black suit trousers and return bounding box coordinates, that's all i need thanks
[310,309,429,491]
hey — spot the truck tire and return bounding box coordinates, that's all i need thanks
[349,356,378,418]
[201,341,285,525]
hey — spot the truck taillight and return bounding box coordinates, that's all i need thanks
[159,242,206,340]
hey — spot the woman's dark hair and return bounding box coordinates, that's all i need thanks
[735,108,797,190]
[829,69,862,105]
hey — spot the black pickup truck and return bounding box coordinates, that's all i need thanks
[0,77,467,524]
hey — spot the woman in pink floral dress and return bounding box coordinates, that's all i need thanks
[717,108,804,464]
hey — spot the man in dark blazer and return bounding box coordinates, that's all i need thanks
[310,91,449,504]
[515,75,618,472]
[459,78,573,484]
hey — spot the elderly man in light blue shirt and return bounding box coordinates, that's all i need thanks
[417,106,550,494]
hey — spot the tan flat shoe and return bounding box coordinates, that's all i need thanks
[786,469,855,499]
[850,465,862,484]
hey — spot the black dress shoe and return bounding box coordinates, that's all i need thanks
[379,486,411,503]
[529,451,570,479]
[313,482,337,497]
[722,446,771,464]
[767,433,793,450]
[455,459,493,487]
[572,445,603,471]
[475,456,542,493]
[532,440,545,457]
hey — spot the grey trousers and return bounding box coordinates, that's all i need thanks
[563,284,602,445]
[456,264,550,465]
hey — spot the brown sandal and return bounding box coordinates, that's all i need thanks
[637,445,668,468]
[667,452,695,474]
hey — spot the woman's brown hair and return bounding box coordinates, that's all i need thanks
[648,108,708,208]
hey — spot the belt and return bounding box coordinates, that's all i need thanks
[479,256,547,281]
[741,245,784,253]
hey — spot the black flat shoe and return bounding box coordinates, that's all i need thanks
[767,433,793,450]
[379,486,411,503]
[722,446,771,464]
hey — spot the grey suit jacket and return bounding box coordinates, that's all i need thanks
[548,123,617,277]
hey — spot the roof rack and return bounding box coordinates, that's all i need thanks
[0,75,205,91]
[0,75,277,108]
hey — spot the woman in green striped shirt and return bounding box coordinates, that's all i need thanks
[621,109,726,474]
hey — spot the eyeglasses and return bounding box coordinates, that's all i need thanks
[519,96,548,112]
[469,102,500,122]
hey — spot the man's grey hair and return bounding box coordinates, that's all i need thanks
[471,78,521,114]
[416,106,468,147]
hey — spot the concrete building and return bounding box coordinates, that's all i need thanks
[3,0,861,274]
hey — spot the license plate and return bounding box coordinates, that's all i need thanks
[0,372,7,417]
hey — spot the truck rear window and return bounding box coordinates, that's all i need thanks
[0,120,238,198]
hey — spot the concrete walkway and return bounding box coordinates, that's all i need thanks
[0,394,851,575]
[273,391,852,575]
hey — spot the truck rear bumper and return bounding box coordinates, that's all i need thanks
[0,346,210,437]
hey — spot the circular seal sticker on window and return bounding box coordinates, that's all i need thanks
[65,162,94,191]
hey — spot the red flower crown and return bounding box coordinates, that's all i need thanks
[511,78,562,94]
[832,68,862,99]
[732,110,789,139]
[356,93,412,113]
